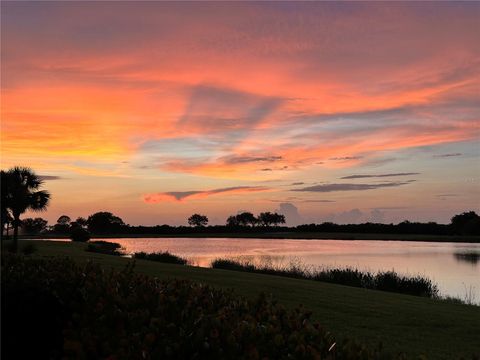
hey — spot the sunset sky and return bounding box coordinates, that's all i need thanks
[2,2,479,225]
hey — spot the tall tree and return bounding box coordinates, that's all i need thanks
[258,212,286,227]
[188,214,209,227]
[1,167,50,252]
[1,170,11,236]
[236,212,258,227]
[54,215,71,234]
[87,212,125,234]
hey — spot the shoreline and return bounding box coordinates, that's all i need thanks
[19,232,480,242]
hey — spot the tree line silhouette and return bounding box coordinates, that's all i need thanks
[2,167,479,249]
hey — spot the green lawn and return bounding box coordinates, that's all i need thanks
[17,240,480,359]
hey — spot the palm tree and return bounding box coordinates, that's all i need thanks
[2,167,50,252]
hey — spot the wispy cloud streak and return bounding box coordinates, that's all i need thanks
[293,182,412,193]
[340,172,419,179]
[144,186,270,202]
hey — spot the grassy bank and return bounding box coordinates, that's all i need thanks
[211,258,439,298]
[20,232,480,242]
[14,240,480,359]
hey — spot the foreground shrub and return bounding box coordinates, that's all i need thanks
[375,271,438,298]
[212,258,439,298]
[2,254,398,359]
[211,258,256,272]
[133,251,188,265]
[86,240,124,256]
[70,227,91,242]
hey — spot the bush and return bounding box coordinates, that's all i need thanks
[375,271,439,298]
[133,251,188,265]
[86,240,124,256]
[2,255,396,359]
[70,227,91,242]
[211,258,256,272]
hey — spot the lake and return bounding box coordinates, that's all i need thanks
[85,237,479,303]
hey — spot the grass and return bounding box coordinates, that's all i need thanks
[17,240,480,359]
[211,258,439,298]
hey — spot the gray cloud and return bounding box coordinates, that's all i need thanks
[179,85,284,134]
[145,186,270,202]
[269,198,335,203]
[276,202,303,226]
[340,172,419,179]
[293,181,411,193]
[291,182,305,185]
[39,175,62,180]
[329,156,362,161]
[325,209,364,224]
[433,153,462,158]
[222,155,283,164]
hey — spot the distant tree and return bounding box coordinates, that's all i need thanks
[226,215,239,227]
[21,217,48,235]
[70,227,91,242]
[258,212,286,227]
[57,215,71,225]
[75,217,88,228]
[271,213,286,226]
[236,212,258,227]
[451,211,480,235]
[54,215,71,234]
[0,167,50,252]
[1,171,10,236]
[87,212,125,234]
[188,214,209,227]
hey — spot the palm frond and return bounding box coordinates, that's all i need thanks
[29,190,51,211]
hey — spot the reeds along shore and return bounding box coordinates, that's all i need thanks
[211,258,439,298]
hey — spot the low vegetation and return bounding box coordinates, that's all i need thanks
[10,240,480,358]
[70,227,91,242]
[133,251,189,265]
[211,258,439,298]
[3,254,399,359]
[85,240,124,256]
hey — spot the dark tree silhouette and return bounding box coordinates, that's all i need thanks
[451,211,480,235]
[70,227,91,242]
[226,215,240,227]
[258,212,286,227]
[54,215,71,234]
[1,170,10,236]
[75,217,88,228]
[1,167,50,251]
[188,214,209,227]
[57,215,71,225]
[87,212,125,234]
[2,212,13,238]
[22,217,48,235]
[226,212,257,227]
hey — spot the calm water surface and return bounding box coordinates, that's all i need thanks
[91,237,480,303]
